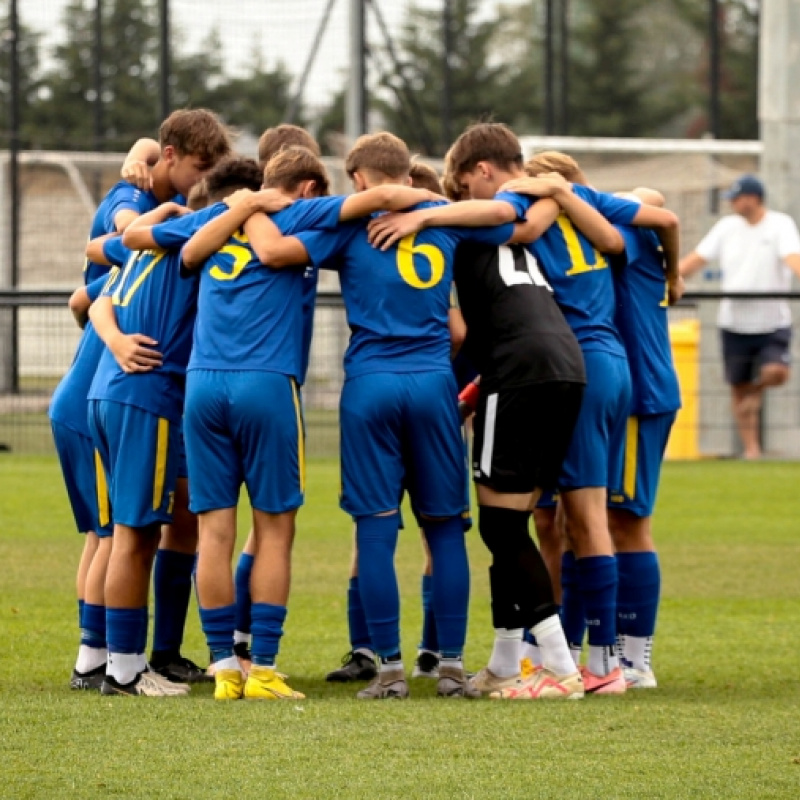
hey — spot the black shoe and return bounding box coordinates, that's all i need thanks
[70,664,106,691]
[150,651,213,684]
[326,650,377,682]
[412,650,440,679]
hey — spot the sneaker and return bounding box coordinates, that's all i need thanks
[624,666,658,689]
[412,650,440,679]
[580,665,627,695]
[234,642,252,676]
[437,665,480,698]
[150,652,213,684]
[70,664,106,691]
[356,668,409,700]
[214,668,245,701]
[143,668,191,695]
[491,668,584,700]
[244,666,305,700]
[468,666,521,695]
[326,650,377,682]
[100,671,186,697]
[519,657,541,680]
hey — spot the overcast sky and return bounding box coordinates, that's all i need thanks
[20,0,461,108]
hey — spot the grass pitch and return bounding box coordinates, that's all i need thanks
[1,456,799,799]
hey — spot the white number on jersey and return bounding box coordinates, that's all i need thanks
[497,246,552,291]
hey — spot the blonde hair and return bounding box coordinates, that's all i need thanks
[524,151,587,185]
[409,158,443,195]
[258,125,321,166]
[263,146,330,196]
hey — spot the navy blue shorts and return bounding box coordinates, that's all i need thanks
[721,327,791,386]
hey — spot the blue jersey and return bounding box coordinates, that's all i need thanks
[497,186,639,356]
[297,202,513,378]
[84,182,165,285]
[171,196,346,378]
[48,272,118,436]
[613,226,681,415]
[88,236,200,424]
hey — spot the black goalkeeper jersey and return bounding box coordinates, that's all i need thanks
[454,241,585,393]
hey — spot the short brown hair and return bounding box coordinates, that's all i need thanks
[263,146,330,196]
[204,157,263,201]
[159,108,231,165]
[258,124,321,166]
[186,179,209,211]
[525,151,587,185]
[448,122,522,178]
[409,158,443,195]
[345,132,410,180]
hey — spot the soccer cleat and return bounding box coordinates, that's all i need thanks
[100,671,187,697]
[412,650,440,679]
[580,665,627,695]
[356,668,409,700]
[214,668,246,700]
[244,666,305,700]
[436,665,480,698]
[326,650,377,682]
[491,668,584,700]
[520,657,542,680]
[468,666,522,695]
[144,668,191,694]
[70,664,106,691]
[150,652,213,684]
[234,642,253,676]
[624,666,658,689]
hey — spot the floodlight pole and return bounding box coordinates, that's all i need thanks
[7,0,21,392]
[544,0,555,134]
[346,0,367,143]
[159,0,171,119]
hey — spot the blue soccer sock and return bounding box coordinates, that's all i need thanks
[419,573,439,653]
[200,604,236,664]
[107,607,146,684]
[617,550,660,671]
[424,516,469,659]
[251,603,288,667]
[347,577,372,653]
[152,549,196,655]
[80,602,107,649]
[560,551,586,653]
[234,552,255,638]
[577,555,619,675]
[356,514,401,659]
[78,598,85,630]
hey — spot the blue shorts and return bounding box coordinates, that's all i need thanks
[88,400,180,529]
[340,371,465,519]
[608,412,677,517]
[184,370,305,515]
[178,423,188,480]
[559,351,631,491]
[51,421,112,537]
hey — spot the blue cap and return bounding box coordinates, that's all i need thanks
[724,174,765,200]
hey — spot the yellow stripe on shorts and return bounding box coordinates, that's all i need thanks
[290,379,306,494]
[152,418,169,510]
[94,449,110,528]
[624,416,639,501]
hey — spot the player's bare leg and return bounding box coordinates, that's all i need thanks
[76,532,99,610]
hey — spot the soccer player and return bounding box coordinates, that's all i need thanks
[229,132,527,699]
[171,145,438,701]
[367,125,679,694]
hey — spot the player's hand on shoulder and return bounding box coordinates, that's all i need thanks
[224,188,255,208]
[367,209,428,252]
[499,173,571,198]
[251,188,294,213]
[109,332,163,373]
[121,160,153,191]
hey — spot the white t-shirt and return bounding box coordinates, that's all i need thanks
[696,210,800,333]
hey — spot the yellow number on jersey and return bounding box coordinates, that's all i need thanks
[209,231,251,282]
[556,214,608,276]
[396,233,445,289]
[112,250,166,307]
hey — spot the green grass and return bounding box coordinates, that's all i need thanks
[1,456,799,799]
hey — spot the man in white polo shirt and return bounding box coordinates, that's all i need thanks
[680,175,800,459]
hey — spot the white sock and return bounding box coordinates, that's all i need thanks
[487,628,523,678]
[532,615,576,676]
[75,645,107,674]
[137,652,148,673]
[233,630,251,646]
[624,635,653,672]
[354,647,376,659]
[520,641,542,667]
[107,652,141,685]
[569,644,583,667]
[587,645,619,677]
[380,660,404,674]
[439,656,463,671]
[214,655,241,672]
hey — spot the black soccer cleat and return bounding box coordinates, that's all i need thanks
[325,650,378,682]
[150,651,213,684]
[70,664,106,691]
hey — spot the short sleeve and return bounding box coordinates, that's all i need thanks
[152,204,225,250]
[695,218,726,262]
[102,237,131,268]
[494,191,533,222]
[296,225,358,266]
[103,185,149,231]
[776,214,800,259]
[87,274,111,302]
[580,186,639,225]
[278,196,348,234]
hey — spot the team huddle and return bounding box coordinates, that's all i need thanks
[49,108,682,701]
